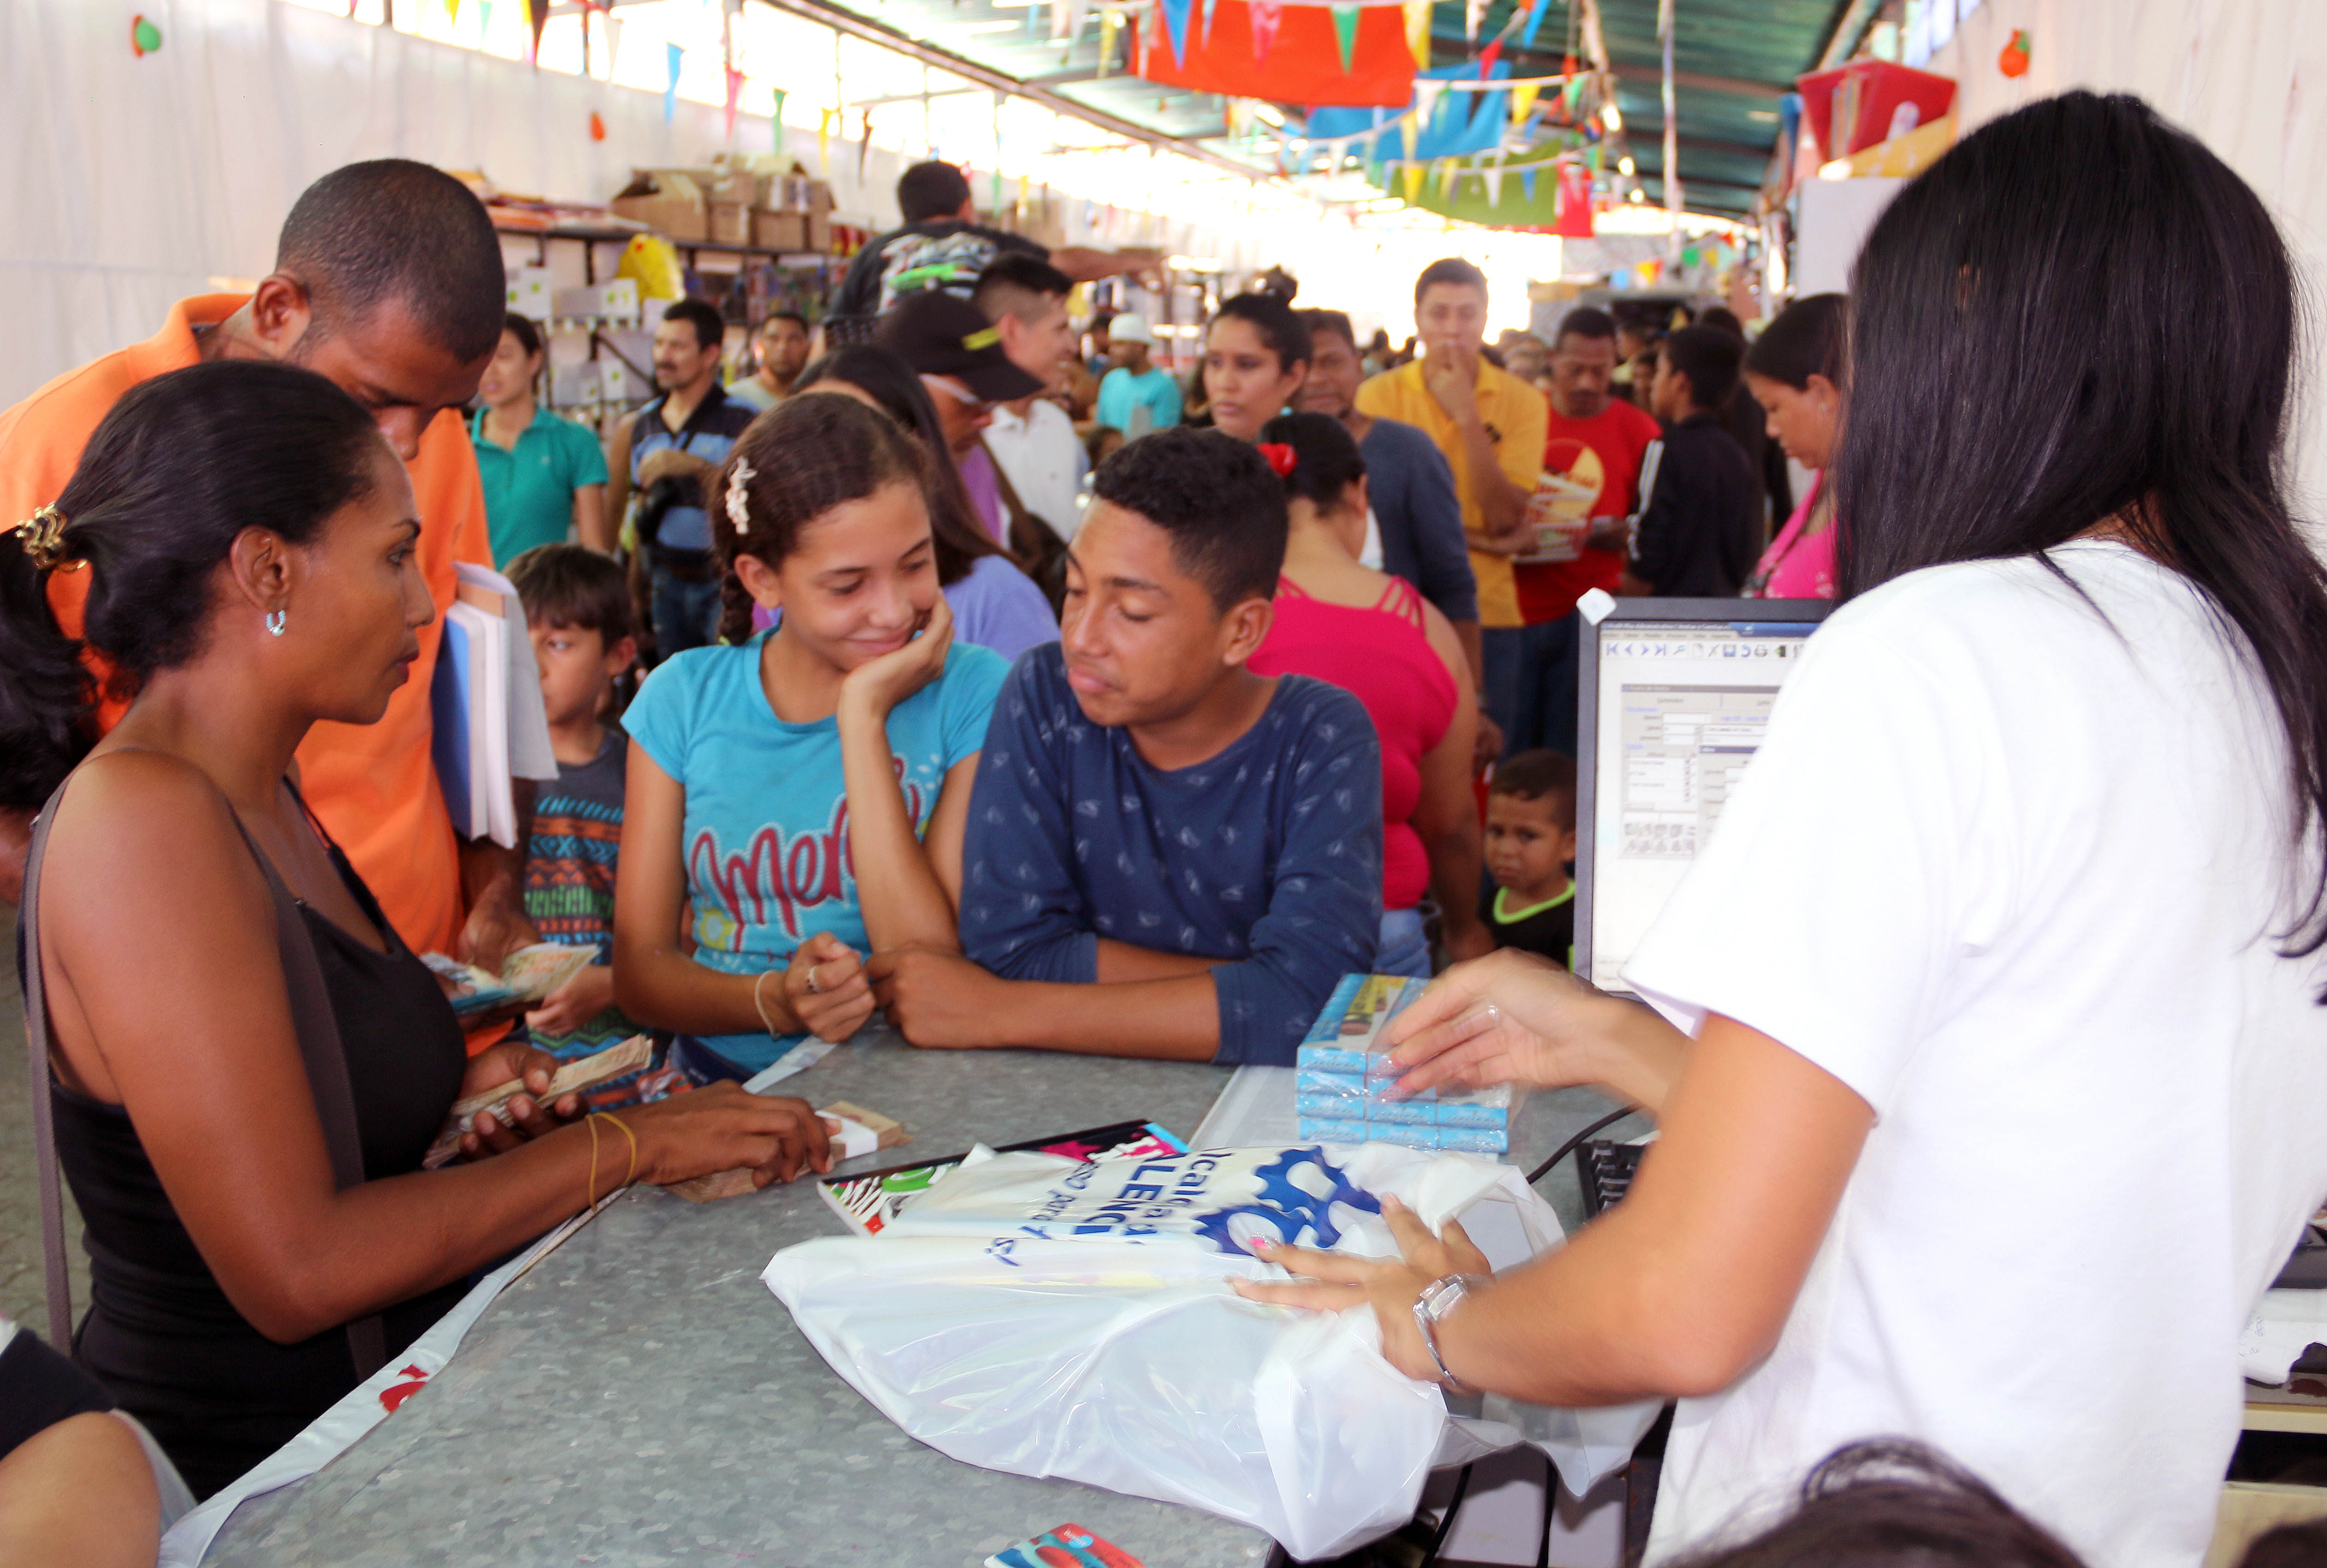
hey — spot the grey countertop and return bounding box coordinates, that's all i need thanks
[203,1029,1628,1567]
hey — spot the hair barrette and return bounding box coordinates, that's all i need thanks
[14,504,68,570]
[1257,442,1297,478]
[726,460,755,535]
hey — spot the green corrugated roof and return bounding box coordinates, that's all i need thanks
[781,0,1857,217]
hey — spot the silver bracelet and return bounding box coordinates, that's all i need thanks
[1412,1273,1489,1391]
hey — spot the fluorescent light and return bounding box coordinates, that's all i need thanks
[1618,156,1634,175]
[1254,102,1285,127]
[1746,109,1779,123]
[1600,103,1623,132]
[1818,157,1853,180]
[1629,187,1646,202]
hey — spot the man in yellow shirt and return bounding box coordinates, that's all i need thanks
[1354,259,1545,763]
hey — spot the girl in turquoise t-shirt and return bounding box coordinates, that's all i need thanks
[616,395,1008,1076]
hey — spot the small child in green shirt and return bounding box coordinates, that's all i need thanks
[1483,750,1578,970]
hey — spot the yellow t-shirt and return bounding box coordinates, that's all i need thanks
[1354,359,1548,628]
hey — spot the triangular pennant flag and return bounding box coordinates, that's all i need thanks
[1464,0,1484,42]
[1249,0,1283,61]
[771,87,785,151]
[1400,110,1419,161]
[478,0,493,35]
[1402,163,1425,202]
[1483,157,1504,205]
[818,107,834,171]
[1327,136,1351,169]
[725,66,743,138]
[604,12,623,74]
[1159,0,1192,67]
[446,0,460,23]
[1519,0,1550,46]
[1097,9,1120,74]
[1330,4,1359,72]
[663,42,682,124]
[1435,158,1454,196]
[1478,39,1501,74]
[860,111,875,179]
[1520,165,1538,201]
[1404,0,1430,67]
[1511,80,1541,126]
[1413,78,1448,135]
[1201,0,1220,46]
[526,0,548,63]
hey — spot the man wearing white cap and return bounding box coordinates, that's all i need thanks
[1094,314,1183,438]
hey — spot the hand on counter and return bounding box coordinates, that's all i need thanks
[1230,1194,1491,1386]
[454,1040,585,1159]
[785,932,876,1043]
[867,946,1006,1049]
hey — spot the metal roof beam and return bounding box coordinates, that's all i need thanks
[1606,60,1786,99]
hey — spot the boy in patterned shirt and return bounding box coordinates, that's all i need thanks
[505,546,655,1096]
[870,428,1384,1067]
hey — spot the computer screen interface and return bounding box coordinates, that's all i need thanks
[1585,618,1820,992]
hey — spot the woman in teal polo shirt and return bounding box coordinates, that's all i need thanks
[472,313,611,564]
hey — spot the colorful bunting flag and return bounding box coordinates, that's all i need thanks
[1518,0,1549,46]
[1248,0,1282,60]
[1402,163,1424,202]
[1511,79,1540,125]
[725,66,743,138]
[1201,0,1220,46]
[663,42,682,123]
[1463,0,1483,42]
[1400,109,1418,160]
[1160,0,1193,66]
[1520,165,1537,201]
[771,87,785,151]
[1403,0,1430,66]
[1483,158,1504,205]
[1413,76,1446,134]
[1330,4,1359,72]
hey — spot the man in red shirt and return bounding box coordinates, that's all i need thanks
[1508,307,1662,755]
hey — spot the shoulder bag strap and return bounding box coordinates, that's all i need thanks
[21,781,76,1350]
[22,773,386,1378]
[233,796,388,1380]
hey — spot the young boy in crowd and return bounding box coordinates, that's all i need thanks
[1622,324,1761,598]
[504,545,651,1083]
[868,427,1384,1067]
[1483,749,1578,969]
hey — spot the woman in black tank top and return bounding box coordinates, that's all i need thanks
[4,362,835,1498]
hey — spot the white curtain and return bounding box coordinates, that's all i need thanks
[0,0,925,410]
[1923,0,2327,509]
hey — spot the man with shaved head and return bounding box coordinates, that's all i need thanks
[0,159,540,970]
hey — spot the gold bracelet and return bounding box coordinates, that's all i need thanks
[593,1111,639,1188]
[753,968,784,1037]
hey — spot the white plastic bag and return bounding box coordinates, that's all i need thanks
[764,1143,1560,1561]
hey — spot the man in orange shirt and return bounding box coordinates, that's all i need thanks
[0,160,537,969]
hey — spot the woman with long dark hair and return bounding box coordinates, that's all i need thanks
[792,346,1058,659]
[1237,93,2327,1564]
[1740,293,1846,598]
[5,361,833,1496]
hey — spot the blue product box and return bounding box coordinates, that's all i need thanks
[1295,1068,1367,1098]
[1296,1046,1373,1076]
[1368,1098,1436,1126]
[1301,974,1369,1043]
[1435,1127,1509,1154]
[1296,1118,1372,1145]
[1433,1086,1512,1128]
[1296,1092,1366,1118]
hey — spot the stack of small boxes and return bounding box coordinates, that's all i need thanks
[1295,974,1519,1155]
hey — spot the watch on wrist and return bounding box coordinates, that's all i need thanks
[1412,1272,1490,1390]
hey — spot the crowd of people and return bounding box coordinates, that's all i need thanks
[5,88,2327,1568]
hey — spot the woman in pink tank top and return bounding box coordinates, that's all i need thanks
[1248,413,1491,976]
[1741,294,1846,600]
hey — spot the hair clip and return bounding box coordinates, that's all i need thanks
[14,505,68,570]
[726,460,755,535]
[1257,442,1297,478]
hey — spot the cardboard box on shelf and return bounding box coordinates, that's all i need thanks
[609,170,708,241]
[505,265,553,321]
[708,202,752,246]
[552,278,641,321]
[599,360,634,404]
[805,213,833,253]
[804,179,835,215]
[703,169,761,208]
[753,210,808,251]
[549,360,602,406]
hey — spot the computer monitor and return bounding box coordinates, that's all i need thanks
[1574,598,1833,997]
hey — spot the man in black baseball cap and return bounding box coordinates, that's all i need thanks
[876,289,1044,459]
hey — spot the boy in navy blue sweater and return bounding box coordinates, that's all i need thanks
[870,428,1382,1066]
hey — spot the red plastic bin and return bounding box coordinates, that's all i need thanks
[1796,60,1957,161]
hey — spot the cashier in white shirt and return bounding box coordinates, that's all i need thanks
[1238,92,2327,1568]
